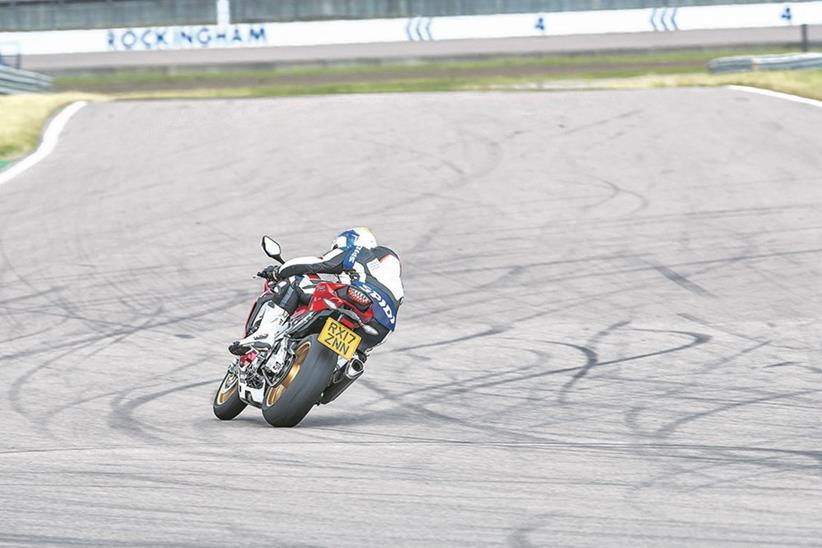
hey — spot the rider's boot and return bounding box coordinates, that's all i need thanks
[229,303,289,356]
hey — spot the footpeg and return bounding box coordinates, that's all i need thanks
[228,341,250,356]
[229,340,271,356]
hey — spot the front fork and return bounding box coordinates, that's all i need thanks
[234,338,297,407]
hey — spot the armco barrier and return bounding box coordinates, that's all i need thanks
[709,51,822,71]
[0,65,52,94]
[1,0,822,56]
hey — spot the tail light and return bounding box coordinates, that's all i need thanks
[347,286,372,307]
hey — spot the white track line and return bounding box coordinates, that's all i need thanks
[0,100,88,188]
[727,85,822,110]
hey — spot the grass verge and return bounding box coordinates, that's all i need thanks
[107,67,822,102]
[54,47,799,93]
[0,92,106,160]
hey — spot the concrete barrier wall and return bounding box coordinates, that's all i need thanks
[2,1,821,57]
[0,0,811,32]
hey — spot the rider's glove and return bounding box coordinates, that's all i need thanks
[256,265,279,282]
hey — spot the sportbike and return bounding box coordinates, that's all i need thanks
[212,236,379,427]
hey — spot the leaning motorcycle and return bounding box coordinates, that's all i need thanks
[212,236,378,427]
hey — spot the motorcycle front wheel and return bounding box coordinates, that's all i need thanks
[261,335,336,427]
[212,370,247,420]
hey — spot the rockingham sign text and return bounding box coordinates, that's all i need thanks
[106,24,267,50]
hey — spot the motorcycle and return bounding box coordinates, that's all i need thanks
[212,235,379,427]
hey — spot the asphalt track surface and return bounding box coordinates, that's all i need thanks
[1,88,821,547]
[23,25,822,73]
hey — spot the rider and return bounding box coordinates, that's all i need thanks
[229,227,403,356]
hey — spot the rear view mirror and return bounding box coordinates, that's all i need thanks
[261,235,283,263]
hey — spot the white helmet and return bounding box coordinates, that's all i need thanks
[331,227,377,250]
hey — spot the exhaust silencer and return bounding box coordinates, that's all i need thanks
[345,358,365,380]
[320,358,365,405]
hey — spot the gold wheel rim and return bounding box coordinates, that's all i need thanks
[265,340,310,408]
[216,373,238,405]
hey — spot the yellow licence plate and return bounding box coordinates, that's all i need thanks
[319,318,362,360]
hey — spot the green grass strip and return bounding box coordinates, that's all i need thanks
[54,47,806,92]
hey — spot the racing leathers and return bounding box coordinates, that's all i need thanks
[232,245,403,355]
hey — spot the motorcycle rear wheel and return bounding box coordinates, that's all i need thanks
[213,370,247,420]
[261,335,336,427]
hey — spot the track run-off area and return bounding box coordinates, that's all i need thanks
[1,89,821,547]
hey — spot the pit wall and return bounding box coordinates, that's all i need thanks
[1,1,821,57]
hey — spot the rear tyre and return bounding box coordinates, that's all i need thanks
[213,370,247,420]
[261,335,336,427]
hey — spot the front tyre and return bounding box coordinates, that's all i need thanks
[262,335,336,427]
[213,370,247,420]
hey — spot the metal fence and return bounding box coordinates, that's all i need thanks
[0,64,52,93]
[0,49,21,68]
[0,0,805,32]
[708,50,822,71]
